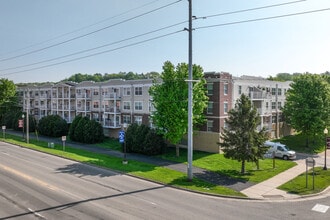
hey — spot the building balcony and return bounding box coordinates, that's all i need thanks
[249,91,272,100]
[103,93,121,100]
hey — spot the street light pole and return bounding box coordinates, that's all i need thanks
[187,0,193,181]
[324,128,328,170]
[22,114,25,140]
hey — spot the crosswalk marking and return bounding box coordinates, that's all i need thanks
[312,204,329,213]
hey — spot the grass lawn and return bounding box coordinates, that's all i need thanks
[278,167,330,195]
[160,147,296,183]
[96,137,122,151]
[0,134,244,197]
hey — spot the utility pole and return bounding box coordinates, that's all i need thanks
[26,90,29,144]
[187,0,193,181]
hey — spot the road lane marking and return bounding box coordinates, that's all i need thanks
[312,204,329,213]
[0,164,58,191]
[28,208,46,219]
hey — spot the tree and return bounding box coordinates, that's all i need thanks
[219,94,267,174]
[283,74,330,147]
[149,61,208,144]
[69,115,83,141]
[125,123,166,155]
[69,115,104,144]
[38,115,68,137]
[0,78,16,105]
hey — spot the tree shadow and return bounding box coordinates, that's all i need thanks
[193,169,255,191]
[55,162,119,178]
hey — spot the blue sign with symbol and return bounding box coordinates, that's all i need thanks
[119,130,125,143]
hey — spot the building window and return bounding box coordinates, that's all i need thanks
[223,121,228,130]
[134,101,143,111]
[271,88,276,95]
[123,101,131,110]
[123,87,131,96]
[207,102,213,114]
[92,113,99,121]
[224,102,228,114]
[93,89,99,95]
[272,116,277,123]
[224,83,228,95]
[266,102,269,109]
[278,102,282,109]
[238,85,242,95]
[278,88,282,96]
[207,120,213,132]
[123,115,131,124]
[135,87,142,96]
[93,101,99,108]
[271,102,276,110]
[207,83,213,95]
[134,116,142,125]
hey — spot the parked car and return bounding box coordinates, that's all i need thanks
[264,141,296,160]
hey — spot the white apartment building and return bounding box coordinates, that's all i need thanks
[232,75,292,138]
[17,79,154,138]
[17,74,292,152]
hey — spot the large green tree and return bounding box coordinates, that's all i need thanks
[0,78,16,105]
[283,74,330,147]
[219,94,267,174]
[149,61,208,144]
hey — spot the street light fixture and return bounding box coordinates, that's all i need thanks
[22,114,25,140]
[323,128,328,170]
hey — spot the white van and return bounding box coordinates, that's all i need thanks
[264,141,296,160]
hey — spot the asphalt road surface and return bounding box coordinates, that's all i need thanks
[0,141,329,220]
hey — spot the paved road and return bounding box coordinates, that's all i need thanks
[1,141,330,220]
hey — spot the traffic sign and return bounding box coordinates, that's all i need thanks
[18,120,24,128]
[119,130,125,143]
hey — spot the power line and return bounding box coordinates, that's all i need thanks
[0,0,183,62]
[195,8,330,30]
[0,21,187,72]
[1,30,184,76]
[0,0,163,58]
[196,0,307,20]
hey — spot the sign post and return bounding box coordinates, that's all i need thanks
[119,130,127,164]
[62,136,66,151]
[2,126,6,139]
[305,157,315,189]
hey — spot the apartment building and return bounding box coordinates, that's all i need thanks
[17,73,292,152]
[193,72,292,153]
[232,75,292,138]
[18,79,154,138]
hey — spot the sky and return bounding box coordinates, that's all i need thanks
[0,0,329,83]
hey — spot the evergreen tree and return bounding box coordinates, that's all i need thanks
[219,94,267,174]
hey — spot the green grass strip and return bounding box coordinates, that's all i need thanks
[278,167,330,195]
[0,134,244,197]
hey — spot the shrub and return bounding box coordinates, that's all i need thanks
[69,115,104,144]
[38,115,68,137]
[69,115,83,141]
[125,123,166,155]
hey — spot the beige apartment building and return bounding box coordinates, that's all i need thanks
[17,74,292,153]
[18,79,154,138]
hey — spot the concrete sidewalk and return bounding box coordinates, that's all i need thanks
[241,151,330,199]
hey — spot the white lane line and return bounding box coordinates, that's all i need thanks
[28,208,46,219]
[312,204,329,213]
